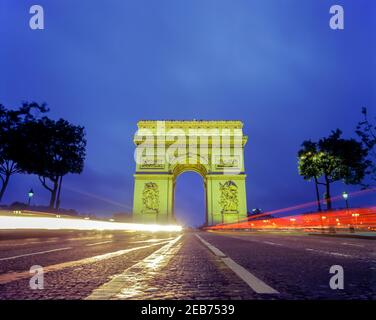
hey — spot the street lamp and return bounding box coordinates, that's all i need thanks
[342,191,349,209]
[322,192,327,209]
[27,188,34,206]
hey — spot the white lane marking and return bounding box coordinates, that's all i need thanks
[0,237,113,248]
[86,235,183,300]
[215,235,286,247]
[0,239,58,247]
[0,247,72,261]
[341,242,364,248]
[305,248,353,258]
[219,233,367,250]
[86,241,113,247]
[195,234,227,257]
[221,257,279,294]
[263,241,283,246]
[130,238,175,244]
[196,234,279,294]
[0,240,172,285]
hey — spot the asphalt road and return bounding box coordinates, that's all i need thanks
[0,230,374,299]
[200,231,376,299]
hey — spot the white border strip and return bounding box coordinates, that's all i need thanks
[196,234,279,294]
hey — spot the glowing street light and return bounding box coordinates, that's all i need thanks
[27,188,34,206]
[342,191,349,209]
[352,213,360,229]
[319,214,326,233]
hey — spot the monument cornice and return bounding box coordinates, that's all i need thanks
[137,120,244,129]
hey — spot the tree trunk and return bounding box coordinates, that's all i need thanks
[324,175,332,210]
[314,176,322,212]
[49,179,59,209]
[55,176,63,210]
[0,173,10,203]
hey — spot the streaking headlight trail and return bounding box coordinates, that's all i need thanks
[0,215,182,232]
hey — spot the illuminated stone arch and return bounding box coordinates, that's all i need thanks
[171,162,208,225]
[132,120,248,226]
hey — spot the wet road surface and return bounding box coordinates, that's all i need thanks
[0,230,374,299]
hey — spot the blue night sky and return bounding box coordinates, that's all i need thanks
[0,1,375,226]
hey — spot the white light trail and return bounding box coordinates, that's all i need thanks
[0,215,182,232]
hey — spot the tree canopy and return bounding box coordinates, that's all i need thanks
[0,102,86,210]
[0,103,48,202]
[17,117,87,209]
[356,107,376,185]
[298,129,369,210]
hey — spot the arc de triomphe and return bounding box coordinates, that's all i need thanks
[132,120,248,226]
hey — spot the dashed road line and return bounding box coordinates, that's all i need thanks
[86,241,113,247]
[0,239,58,247]
[305,248,353,258]
[262,241,283,246]
[0,240,171,285]
[213,235,286,247]
[0,247,72,261]
[196,234,279,294]
[341,242,364,248]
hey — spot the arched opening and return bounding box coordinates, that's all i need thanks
[174,171,206,228]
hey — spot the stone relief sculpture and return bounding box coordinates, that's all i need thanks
[219,181,239,213]
[140,157,164,169]
[142,182,159,214]
[215,156,239,168]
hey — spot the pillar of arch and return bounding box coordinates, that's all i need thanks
[132,120,248,226]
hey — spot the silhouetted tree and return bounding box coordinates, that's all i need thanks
[298,130,369,210]
[0,102,48,202]
[356,107,375,186]
[298,141,322,212]
[17,117,86,209]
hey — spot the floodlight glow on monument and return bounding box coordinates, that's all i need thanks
[0,216,182,232]
[133,120,249,226]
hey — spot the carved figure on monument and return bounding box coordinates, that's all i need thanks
[219,181,239,213]
[142,182,159,213]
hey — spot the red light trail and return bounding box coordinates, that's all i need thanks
[206,189,376,232]
[206,207,376,231]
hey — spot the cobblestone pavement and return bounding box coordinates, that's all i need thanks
[88,233,263,300]
[125,234,259,300]
[0,230,374,299]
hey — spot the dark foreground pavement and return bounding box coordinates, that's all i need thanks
[0,230,374,300]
